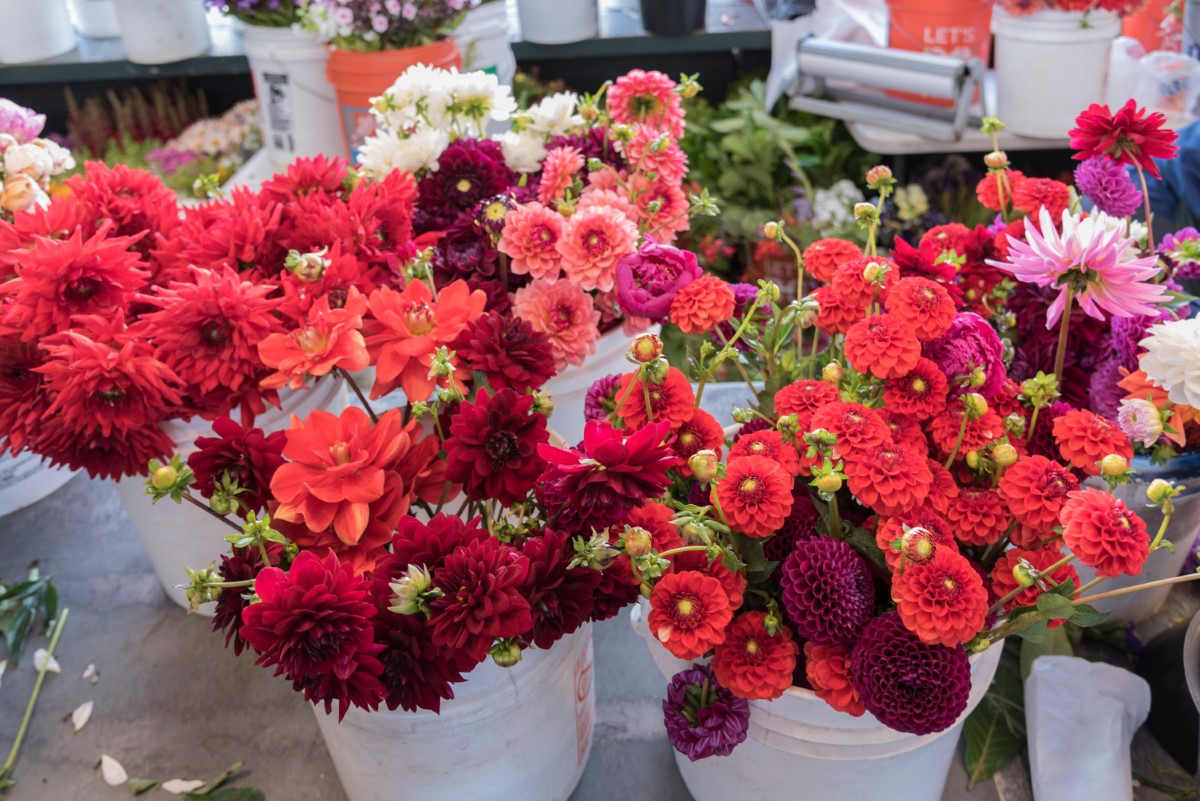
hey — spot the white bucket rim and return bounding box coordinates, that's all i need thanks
[992,7,1119,39]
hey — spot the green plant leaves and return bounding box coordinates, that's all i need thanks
[0,567,59,666]
[964,641,1025,787]
[1019,624,1072,680]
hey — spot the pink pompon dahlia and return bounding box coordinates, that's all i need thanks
[556,204,639,292]
[607,69,685,138]
[499,201,565,281]
[537,145,584,206]
[512,279,601,370]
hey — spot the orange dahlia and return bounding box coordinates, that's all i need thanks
[930,407,1004,460]
[891,547,988,647]
[624,500,684,554]
[802,238,862,283]
[843,443,932,516]
[647,570,733,660]
[874,505,957,571]
[258,288,370,391]
[990,546,1080,620]
[712,612,799,702]
[805,641,864,716]
[674,548,748,609]
[976,169,1026,211]
[717,455,794,538]
[1059,488,1150,578]
[944,487,1010,547]
[831,256,896,307]
[669,274,736,335]
[1052,409,1134,476]
[924,458,959,515]
[671,408,725,477]
[1009,521,1055,550]
[881,410,929,458]
[727,430,801,477]
[844,313,922,380]
[997,455,1079,531]
[617,365,696,431]
[813,285,867,336]
[886,277,956,341]
[883,358,949,421]
[774,379,839,425]
[808,401,892,458]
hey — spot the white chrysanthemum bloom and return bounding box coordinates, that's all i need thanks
[358,127,450,177]
[374,64,452,132]
[526,92,582,136]
[495,130,548,173]
[1140,317,1200,409]
[4,143,53,182]
[451,71,516,135]
[32,138,74,175]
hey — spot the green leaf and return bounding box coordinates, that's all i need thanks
[39,584,58,634]
[188,762,244,796]
[190,789,264,801]
[964,643,1025,787]
[4,606,34,665]
[1019,624,1072,680]
[1035,594,1074,621]
[128,778,158,795]
[842,526,887,573]
[1016,618,1049,643]
[1068,604,1109,627]
[0,581,43,604]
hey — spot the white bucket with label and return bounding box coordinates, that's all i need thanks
[114,379,348,612]
[0,452,77,517]
[455,1,516,86]
[313,623,595,801]
[242,23,344,169]
[543,325,654,446]
[631,601,1002,801]
[516,0,598,44]
[110,0,211,65]
[0,0,76,64]
[68,0,121,38]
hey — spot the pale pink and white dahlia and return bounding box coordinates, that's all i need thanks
[1139,317,1200,409]
[498,202,565,281]
[1117,397,1164,448]
[556,204,638,293]
[988,207,1167,327]
[512,279,601,369]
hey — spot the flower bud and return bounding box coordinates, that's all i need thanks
[530,391,554,418]
[1147,478,1174,503]
[861,260,883,283]
[1012,561,1036,588]
[777,414,801,436]
[853,202,879,226]
[815,473,842,494]
[1099,454,1128,477]
[968,637,992,654]
[963,393,988,418]
[689,449,719,483]
[579,104,599,122]
[489,639,524,668]
[645,357,670,385]
[968,367,987,388]
[210,493,233,516]
[151,464,178,490]
[822,361,843,383]
[901,526,935,563]
[631,333,663,363]
[731,407,756,424]
[983,150,1009,170]
[680,521,709,544]
[680,77,702,99]
[762,221,782,241]
[965,450,981,469]
[389,564,439,616]
[865,164,895,192]
[284,248,329,282]
[623,526,653,558]
[993,443,1018,467]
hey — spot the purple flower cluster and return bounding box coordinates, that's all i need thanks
[583,374,621,423]
[310,0,467,49]
[1160,227,1200,280]
[0,99,45,144]
[205,0,301,24]
[145,148,203,176]
[1074,156,1143,218]
[662,665,750,760]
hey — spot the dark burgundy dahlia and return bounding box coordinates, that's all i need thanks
[417,139,515,231]
[850,611,971,735]
[455,311,557,393]
[188,416,286,513]
[520,528,601,648]
[762,489,820,564]
[779,537,875,647]
[445,388,549,505]
[372,610,473,714]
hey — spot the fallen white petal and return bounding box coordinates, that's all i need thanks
[72,701,93,732]
[81,663,96,681]
[161,779,205,794]
[32,649,60,674]
[0,659,7,689]
[99,755,127,786]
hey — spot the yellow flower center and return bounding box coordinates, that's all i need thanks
[456,178,472,193]
[676,598,695,617]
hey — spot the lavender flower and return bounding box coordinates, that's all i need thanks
[0,99,45,144]
[1088,357,1126,420]
[1117,398,1164,448]
[1074,157,1143,218]
[1159,227,1200,280]
[662,665,750,760]
[146,148,203,176]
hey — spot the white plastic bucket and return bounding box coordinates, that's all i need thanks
[313,623,595,801]
[516,0,597,44]
[992,8,1120,138]
[543,325,655,446]
[110,0,211,65]
[1074,455,1200,622]
[68,0,121,38]
[242,23,344,169]
[0,0,76,64]
[455,1,516,86]
[631,601,1003,801]
[0,452,77,517]
[114,379,348,613]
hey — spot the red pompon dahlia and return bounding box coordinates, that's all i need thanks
[520,528,602,649]
[716,455,795,538]
[240,550,384,719]
[671,408,725,477]
[998,455,1079,531]
[427,537,532,664]
[0,224,147,342]
[930,407,1005,460]
[189,416,287,514]
[976,169,1026,211]
[944,487,1011,547]
[212,543,283,655]
[886,277,956,341]
[727,430,801,477]
[844,314,916,381]
[874,505,957,571]
[712,612,799,702]
[373,609,471,713]
[774,379,839,425]
[1068,99,1179,180]
[364,279,487,403]
[832,256,896,306]
[1059,488,1150,578]
[805,641,864,717]
[813,285,868,336]
[453,310,557,393]
[668,274,736,335]
[808,401,893,458]
[648,570,733,660]
[537,419,675,535]
[1052,409,1134,476]
[990,546,1080,619]
[883,357,945,419]
[892,548,988,647]
[444,388,549,505]
[780,537,875,646]
[844,444,932,516]
[617,365,696,431]
[137,265,283,416]
[918,223,976,267]
[880,410,929,458]
[802,238,863,283]
[1011,178,1070,220]
[924,458,959,515]
[850,612,971,736]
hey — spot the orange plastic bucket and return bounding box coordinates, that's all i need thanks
[325,38,463,159]
[886,0,992,106]
[1123,0,1179,53]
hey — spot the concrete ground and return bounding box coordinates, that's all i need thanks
[0,474,1189,801]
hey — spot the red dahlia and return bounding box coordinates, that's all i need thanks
[617,366,696,431]
[924,458,959,515]
[886,277,956,341]
[844,444,932,516]
[1052,409,1134,476]
[874,505,956,571]
[671,408,725,477]
[975,169,1026,211]
[1059,488,1150,578]
[648,570,734,660]
[189,416,287,514]
[997,455,1079,531]
[372,609,471,713]
[727,429,801,477]
[712,611,799,701]
[454,311,557,393]
[990,546,1080,620]
[716,455,795,538]
[883,358,949,421]
[808,401,892,458]
[212,543,282,656]
[802,238,862,283]
[944,487,1010,547]
[844,314,923,380]
[831,256,896,307]
[1068,99,1179,179]
[930,407,1004,460]
[520,528,602,648]
[0,338,50,453]
[1012,178,1070,220]
[805,641,864,716]
[891,548,988,647]
[774,379,839,425]
[444,388,549,505]
[813,285,867,336]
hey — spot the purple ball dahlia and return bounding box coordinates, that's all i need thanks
[779,537,875,646]
[662,664,750,760]
[1074,157,1143,218]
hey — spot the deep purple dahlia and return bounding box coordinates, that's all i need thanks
[662,664,750,760]
[779,537,875,647]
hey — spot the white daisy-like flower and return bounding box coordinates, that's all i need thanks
[375,64,453,133]
[526,92,582,136]
[358,127,449,177]
[451,70,517,134]
[495,130,548,173]
[1140,317,1200,409]
[4,143,53,182]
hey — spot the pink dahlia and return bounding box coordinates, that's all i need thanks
[512,279,601,369]
[537,145,584,206]
[499,202,565,281]
[621,124,688,184]
[607,69,685,138]
[556,204,638,292]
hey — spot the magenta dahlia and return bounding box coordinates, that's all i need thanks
[662,664,750,760]
[779,537,875,646]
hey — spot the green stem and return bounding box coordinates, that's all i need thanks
[1074,571,1200,605]
[182,493,242,534]
[715,329,758,399]
[1134,162,1155,255]
[826,493,843,538]
[808,328,821,380]
[641,374,656,424]
[657,545,713,560]
[1149,512,1174,552]
[339,367,378,424]
[943,412,970,469]
[3,608,69,779]
[1027,405,1041,443]
[1072,576,1104,597]
[1052,289,1074,386]
[613,365,645,415]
